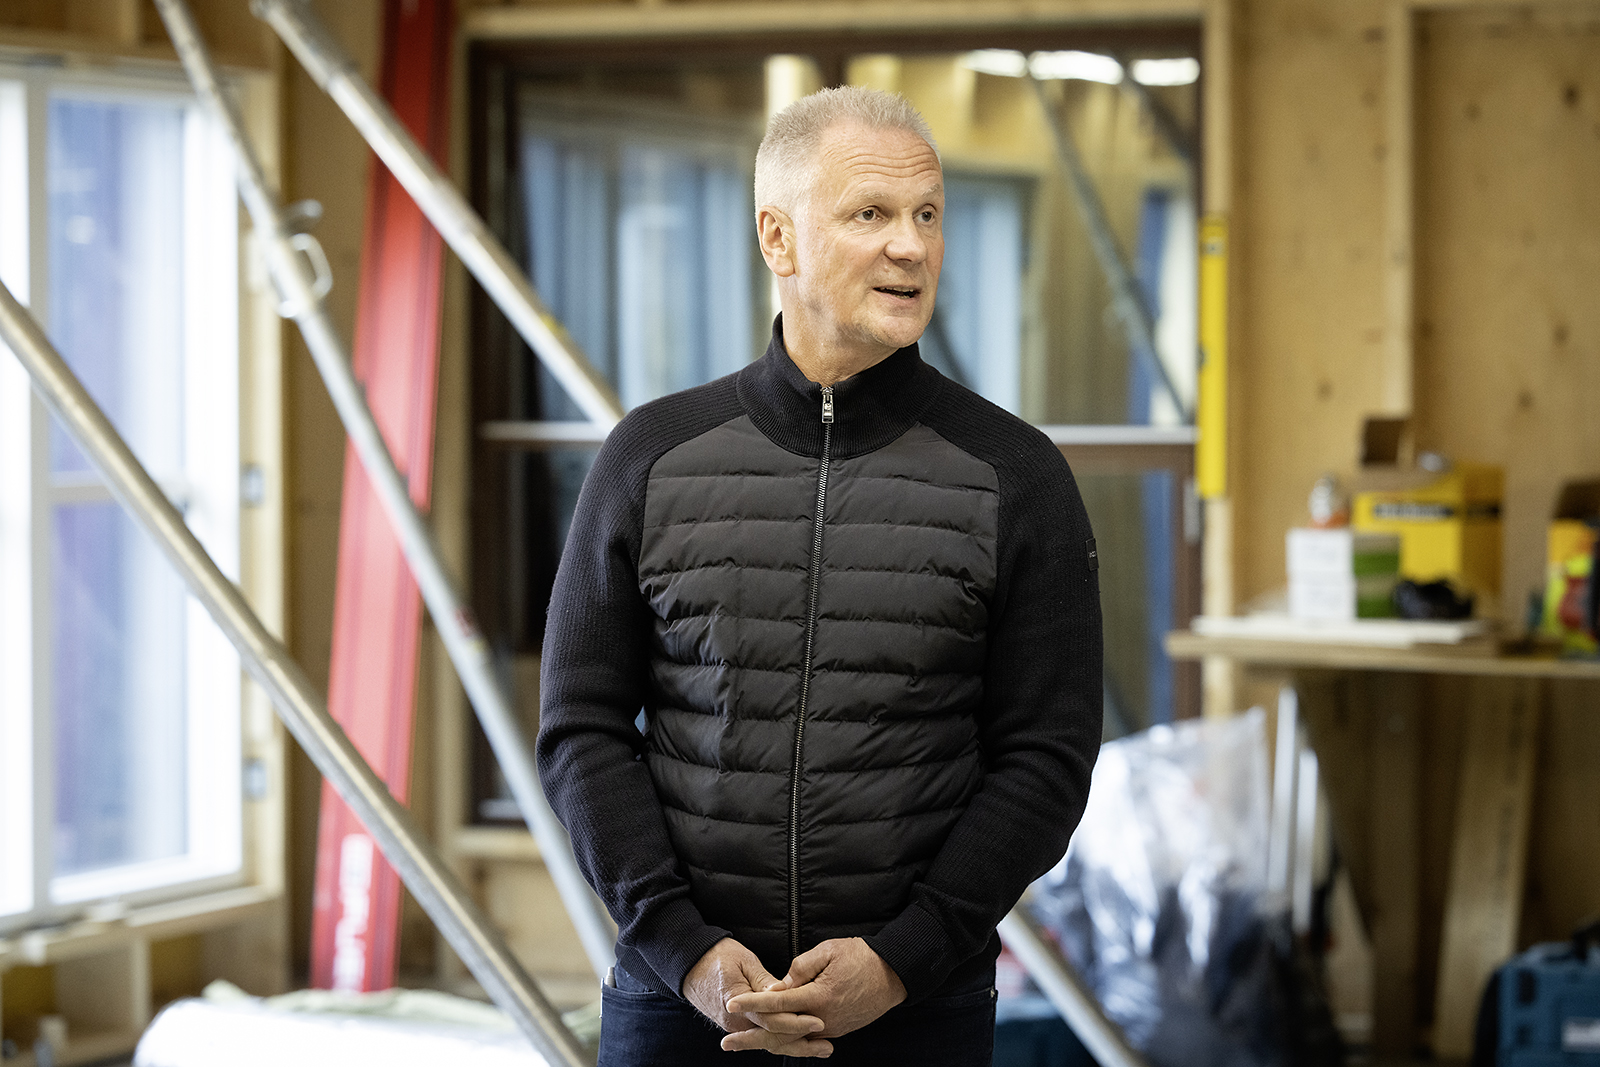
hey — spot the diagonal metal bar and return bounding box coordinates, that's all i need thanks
[998,899,1152,1067]
[149,0,620,984]
[0,278,588,1067]
[251,0,623,429]
[1112,58,1196,166]
[1029,76,1192,424]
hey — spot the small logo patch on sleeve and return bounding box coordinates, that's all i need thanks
[1086,538,1098,572]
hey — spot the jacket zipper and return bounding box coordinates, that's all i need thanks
[789,384,833,959]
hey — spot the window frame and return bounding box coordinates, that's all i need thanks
[0,62,246,933]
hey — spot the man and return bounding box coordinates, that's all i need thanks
[538,86,1102,1064]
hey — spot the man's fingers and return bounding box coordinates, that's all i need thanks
[725,987,825,1016]
[733,1010,825,1035]
[719,1028,834,1057]
[742,961,784,995]
[781,941,833,988]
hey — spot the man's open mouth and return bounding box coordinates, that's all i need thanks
[873,286,920,300]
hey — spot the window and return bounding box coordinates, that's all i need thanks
[520,102,761,412]
[495,95,767,661]
[0,67,243,929]
[920,172,1030,412]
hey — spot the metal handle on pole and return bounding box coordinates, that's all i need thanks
[251,0,624,431]
[998,901,1151,1067]
[0,280,588,1067]
[149,0,620,983]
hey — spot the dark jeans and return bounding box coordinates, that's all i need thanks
[598,964,997,1066]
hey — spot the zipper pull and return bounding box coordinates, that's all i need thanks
[821,385,834,424]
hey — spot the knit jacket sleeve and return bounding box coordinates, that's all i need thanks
[535,397,735,999]
[863,399,1104,1002]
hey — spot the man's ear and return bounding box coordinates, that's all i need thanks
[757,206,798,278]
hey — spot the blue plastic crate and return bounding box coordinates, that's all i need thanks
[1499,941,1600,1066]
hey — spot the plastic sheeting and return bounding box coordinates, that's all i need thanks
[134,982,601,1067]
[1028,709,1341,1067]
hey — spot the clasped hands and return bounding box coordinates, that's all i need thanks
[682,936,907,1057]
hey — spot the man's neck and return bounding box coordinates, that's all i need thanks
[779,314,895,386]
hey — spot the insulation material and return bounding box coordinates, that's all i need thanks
[133,984,554,1067]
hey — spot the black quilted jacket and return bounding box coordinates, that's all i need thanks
[538,320,1102,1004]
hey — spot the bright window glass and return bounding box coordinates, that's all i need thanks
[47,97,192,879]
[0,74,243,923]
[50,502,191,875]
[47,97,187,477]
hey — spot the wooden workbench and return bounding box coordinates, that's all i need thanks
[1167,630,1600,1060]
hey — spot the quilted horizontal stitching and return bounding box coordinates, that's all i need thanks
[681,859,921,890]
[682,861,786,882]
[824,564,985,578]
[815,614,985,638]
[816,754,977,776]
[657,607,980,638]
[649,471,804,482]
[839,472,999,494]
[657,609,802,626]
[811,665,972,680]
[658,800,788,827]
[645,515,811,531]
[656,653,971,682]
[822,804,969,827]
[653,664,798,684]
[790,862,926,880]
[826,520,996,540]
[645,561,808,578]
[651,752,778,777]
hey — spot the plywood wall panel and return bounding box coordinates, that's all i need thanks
[169,0,277,68]
[1526,679,1600,942]
[1414,5,1600,621]
[1234,0,1600,618]
[1233,0,1392,609]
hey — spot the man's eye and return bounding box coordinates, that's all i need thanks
[857,208,877,221]
[919,210,937,223]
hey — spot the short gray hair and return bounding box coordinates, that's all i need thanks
[754,86,939,216]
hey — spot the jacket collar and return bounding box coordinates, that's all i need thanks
[736,315,944,460]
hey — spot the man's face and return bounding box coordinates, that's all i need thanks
[785,121,944,358]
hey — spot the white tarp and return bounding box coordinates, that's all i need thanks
[134,982,598,1067]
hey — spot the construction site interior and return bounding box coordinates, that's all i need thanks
[1,0,1598,1066]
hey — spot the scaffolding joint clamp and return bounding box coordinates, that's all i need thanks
[274,232,333,319]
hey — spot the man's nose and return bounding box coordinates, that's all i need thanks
[883,216,930,264]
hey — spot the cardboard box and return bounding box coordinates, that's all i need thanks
[1350,419,1503,601]
[1287,528,1401,620]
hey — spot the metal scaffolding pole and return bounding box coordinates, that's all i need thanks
[0,279,588,1067]
[998,901,1151,1067]
[1030,76,1192,425]
[251,0,623,430]
[1112,58,1195,166]
[149,0,620,982]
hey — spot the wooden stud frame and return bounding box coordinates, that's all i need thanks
[1379,2,1577,1053]
[1377,0,1577,421]
[461,0,1206,41]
